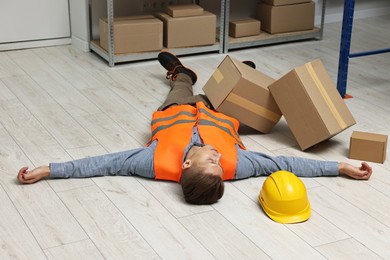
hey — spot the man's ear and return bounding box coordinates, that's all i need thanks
[182,159,192,170]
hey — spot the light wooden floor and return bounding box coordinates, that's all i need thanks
[1,15,390,260]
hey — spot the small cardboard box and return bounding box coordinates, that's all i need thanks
[156,11,216,48]
[203,55,282,133]
[229,18,261,38]
[99,15,163,54]
[262,0,311,6]
[268,59,356,150]
[256,2,315,34]
[165,4,204,18]
[349,131,388,163]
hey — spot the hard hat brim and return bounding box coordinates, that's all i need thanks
[258,195,311,224]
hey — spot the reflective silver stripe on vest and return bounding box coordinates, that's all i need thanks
[151,110,197,125]
[199,108,236,129]
[198,119,244,147]
[199,108,242,145]
[152,119,197,137]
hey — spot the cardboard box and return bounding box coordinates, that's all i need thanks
[203,55,282,133]
[165,4,204,18]
[100,15,163,54]
[256,2,315,34]
[262,0,311,6]
[229,18,261,38]
[268,59,356,150]
[157,11,216,48]
[349,131,388,163]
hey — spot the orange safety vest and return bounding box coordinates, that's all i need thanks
[148,102,246,182]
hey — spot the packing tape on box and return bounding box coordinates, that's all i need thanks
[305,63,348,129]
[213,68,224,84]
[226,93,280,123]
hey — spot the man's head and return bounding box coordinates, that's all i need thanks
[180,145,225,205]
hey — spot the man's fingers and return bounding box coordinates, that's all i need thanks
[361,162,372,172]
[23,171,35,180]
[358,169,371,180]
[18,167,28,176]
[17,167,29,183]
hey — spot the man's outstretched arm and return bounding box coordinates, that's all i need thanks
[17,143,157,184]
[235,149,373,180]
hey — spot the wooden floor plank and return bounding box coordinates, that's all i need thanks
[0,129,88,249]
[10,52,102,117]
[310,186,390,259]
[0,52,25,78]
[179,210,270,259]
[0,79,16,102]
[94,176,215,259]
[44,239,105,260]
[0,185,46,260]
[1,76,98,149]
[213,183,326,259]
[80,87,151,145]
[32,47,107,90]
[0,100,71,166]
[58,185,160,260]
[74,113,140,153]
[315,238,383,260]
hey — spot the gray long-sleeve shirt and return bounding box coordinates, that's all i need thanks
[50,127,339,180]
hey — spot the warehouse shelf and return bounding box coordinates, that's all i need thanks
[90,0,326,66]
[90,40,221,64]
[225,27,321,50]
[223,0,326,52]
[89,0,225,66]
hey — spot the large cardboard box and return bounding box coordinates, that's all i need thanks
[262,0,311,6]
[203,55,282,133]
[268,59,356,150]
[349,131,388,163]
[156,11,216,48]
[165,4,204,18]
[229,18,261,38]
[256,2,315,34]
[100,15,163,54]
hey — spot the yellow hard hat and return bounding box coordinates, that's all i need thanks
[258,170,310,224]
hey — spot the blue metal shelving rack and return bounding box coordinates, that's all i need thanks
[336,0,390,98]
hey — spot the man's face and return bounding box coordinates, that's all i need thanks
[185,144,223,176]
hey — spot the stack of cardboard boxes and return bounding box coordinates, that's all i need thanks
[157,4,216,48]
[98,2,319,54]
[99,4,217,54]
[204,56,388,162]
[256,0,315,34]
[203,57,355,150]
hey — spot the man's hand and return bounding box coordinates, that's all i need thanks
[17,166,50,184]
[339,162,372,180]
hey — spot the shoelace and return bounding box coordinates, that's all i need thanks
[166,65,183,81]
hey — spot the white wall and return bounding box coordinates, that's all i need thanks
[69,0,90,51]
[0,0,71,50]
[70,0,390,52]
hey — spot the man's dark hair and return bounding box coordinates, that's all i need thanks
[180,169,225,205]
